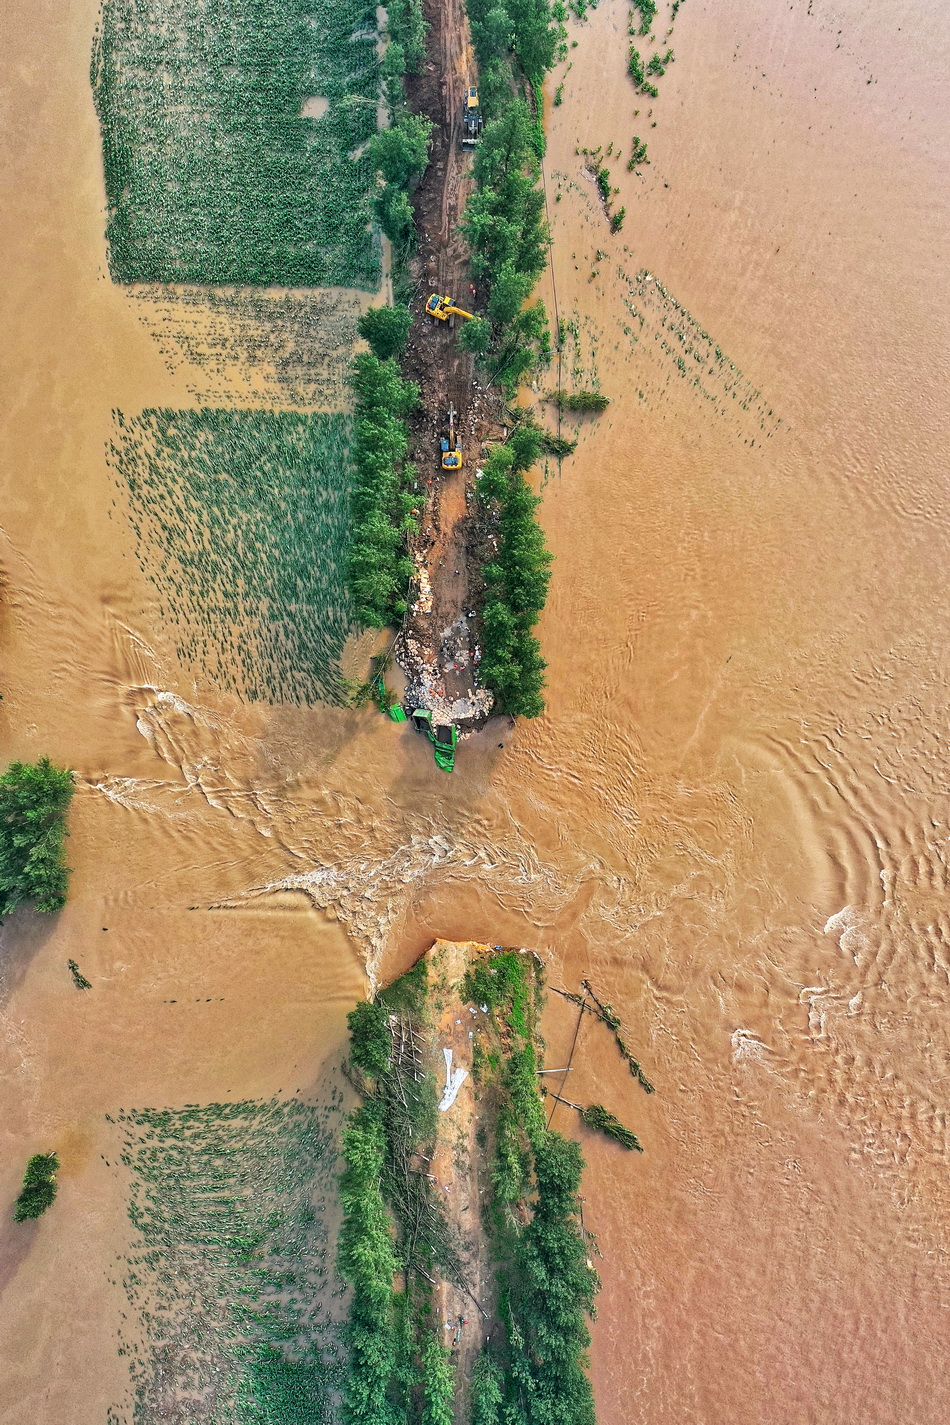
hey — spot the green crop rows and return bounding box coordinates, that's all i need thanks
[91,0,382,287]
[111,1098,346,1425]
[111,408,356,705]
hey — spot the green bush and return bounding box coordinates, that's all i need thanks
[358,306,413,362]
[347,1001,392,1076]
[376,958,428,1015]
[14,1152,59,1221]
[0,759,74,915]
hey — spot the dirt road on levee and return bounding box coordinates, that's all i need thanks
[395,0,502,730]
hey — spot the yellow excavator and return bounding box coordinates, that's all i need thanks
[440,405,462,470]
[426,293,474,324]
[461,86,484,148]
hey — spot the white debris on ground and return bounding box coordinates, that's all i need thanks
[399,631,494,728]
[411,562,433,615]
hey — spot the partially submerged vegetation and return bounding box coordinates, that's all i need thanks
[549,389,610,412]
[111,408,356,705]
[115,1098,344,1422]
[580,1103,642,1151]
[68,959,92,990]
[627,2,679,101]
[0,759,74,915]
[92,0,381,286]
[13,1152,59,1221]
[338,943,602,1425]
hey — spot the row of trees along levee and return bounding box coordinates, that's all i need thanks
[338,943,607,1425]
[347,0,610,740]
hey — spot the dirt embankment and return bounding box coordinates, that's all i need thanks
[422,940,496,1408]
[394,0,505,730]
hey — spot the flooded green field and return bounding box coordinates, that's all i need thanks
[113,1097,345,1425]
[92,0,381,287]
[112,409,356,704]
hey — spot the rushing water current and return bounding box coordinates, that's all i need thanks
[1,0,949,1420]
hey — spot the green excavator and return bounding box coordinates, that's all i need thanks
[411,709,458,773]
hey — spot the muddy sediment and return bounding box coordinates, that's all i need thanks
[3,0,950,1421]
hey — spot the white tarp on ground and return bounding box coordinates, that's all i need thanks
[439,1046,468,1111]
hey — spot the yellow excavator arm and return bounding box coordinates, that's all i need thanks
[426,293,475,322]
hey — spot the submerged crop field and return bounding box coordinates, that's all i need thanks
[111,1098,345,1425]
[111,409,356,705]
[91,0,382,287]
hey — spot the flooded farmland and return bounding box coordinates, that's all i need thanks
[1,0,949,1421]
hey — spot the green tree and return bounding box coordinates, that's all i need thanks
[375,184,416,248]
[477,464,551,717]
[347,354,421,627]
[505,1132,600,1425]
[358,306,413,362]
[472,5,514,58]
[388,0,427,73]
[368,113,433,189]
[13,1152,59,1221]
[507,423,544,473]
[488,260,535,326]
[348,1000,392,1076]
[471,1349,504,1425]
[338,1106,400,1425]
[421,1333,454,1425]
[0,759,74,914]
[459,315,492,355]
[506,0,557,82]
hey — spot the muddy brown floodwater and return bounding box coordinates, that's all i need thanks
[2,0,950,1421]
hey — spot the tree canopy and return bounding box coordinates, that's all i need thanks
[14,1152,59,1222]
[0,759,74,915]
[357,305,413,362]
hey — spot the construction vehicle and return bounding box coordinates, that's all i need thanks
[411,709,458,773]
[425,293,474,324]
[461,86,484,148]
[440,406,462,470]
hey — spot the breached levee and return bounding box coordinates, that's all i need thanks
[338,939,601,1425]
